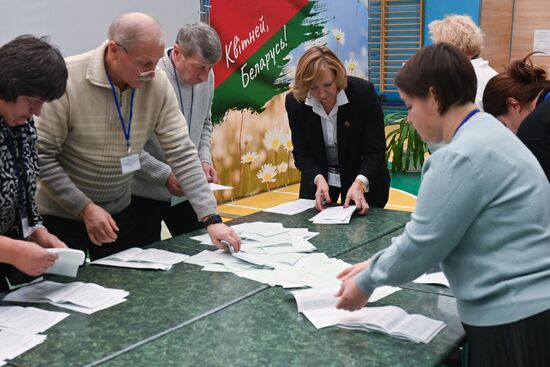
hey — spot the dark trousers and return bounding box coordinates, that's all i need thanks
[128,195,202,246]
[463,308,550,367]
[43,206,137,261]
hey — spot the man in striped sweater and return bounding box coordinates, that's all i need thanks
[35,12,240,260]
[130,23,221,244]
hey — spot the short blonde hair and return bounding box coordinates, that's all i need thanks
[428,15,483,58]
[292,46,347,102]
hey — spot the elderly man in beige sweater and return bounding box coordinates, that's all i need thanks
[35,12,240,260]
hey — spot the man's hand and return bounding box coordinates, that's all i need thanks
[28,227,67,249]
[335,276,370,311]
[206,223,241,252]
[80,202,119,246]
[12,241,58,276]
[314,175,331,211]
[344,182,369,215]
[202,162,218,183]
[166,172,184,196]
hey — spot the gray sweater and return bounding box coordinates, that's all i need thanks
[36,41,217,220]
[132,48,215,202]
[357,112,550,326]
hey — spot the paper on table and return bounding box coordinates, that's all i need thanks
[0,306,69,334]
[309,205,356,224]
[292,285,402,313]
[171,183,233,206]
[3,281,128,314]
[413,272,450,288]
[46,248,85,277]
[0,329,47,362]
[263,199,315,215]
[90,247,189,270]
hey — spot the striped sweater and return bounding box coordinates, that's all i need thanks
[35,41,217,220]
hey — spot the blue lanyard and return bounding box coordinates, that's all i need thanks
[169,50,192,131]
[453,108,479,138]
[107,74,135,153]
[4,126,27,213]
[544,90,550,101]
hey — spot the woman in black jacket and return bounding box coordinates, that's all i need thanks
[285,46,390,214]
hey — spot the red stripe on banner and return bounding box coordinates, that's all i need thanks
[211,0,308,88]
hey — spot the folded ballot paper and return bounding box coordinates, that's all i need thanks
[3,281,128,314]
[309,205,356,224]
[292,286,446,343]
[46,248,85,277]
[90,247,189,270]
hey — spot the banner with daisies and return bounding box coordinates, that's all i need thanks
[210,0,371,200]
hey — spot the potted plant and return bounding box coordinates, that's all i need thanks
[384,111,429,173]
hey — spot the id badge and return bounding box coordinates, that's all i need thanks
[120,154,140,174]
[327,171,341,188]
[21,215,32,238]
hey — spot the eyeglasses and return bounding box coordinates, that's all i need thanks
[115,42,156,82]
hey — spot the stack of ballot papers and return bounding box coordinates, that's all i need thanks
[90,247,189,270]
[188,221,359,287]
[0,306,70,364]
[309,205,356,224]
[292,287,446,343]
[3,281,128,314]
[45,248,85,277]
[413,272,450,288]
[263,199,315,215]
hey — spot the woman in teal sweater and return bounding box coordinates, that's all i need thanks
[336,43,550,366]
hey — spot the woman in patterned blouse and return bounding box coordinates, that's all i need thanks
[0,35,68,290]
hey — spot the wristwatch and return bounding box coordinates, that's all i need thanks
[202,214,223,228]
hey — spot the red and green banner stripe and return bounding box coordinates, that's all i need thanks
[211,0,326,123]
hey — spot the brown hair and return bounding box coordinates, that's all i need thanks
[291,46,347,102]
[483,53,549,117]
[395,43,476,114]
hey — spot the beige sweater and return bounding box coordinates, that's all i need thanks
[35,41,217,220]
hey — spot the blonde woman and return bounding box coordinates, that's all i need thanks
[429,14,497,109]
[285,46,390,214]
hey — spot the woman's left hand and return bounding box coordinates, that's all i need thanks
[28,227,67,248]
[344,182,369,215]
[335,276,370,311]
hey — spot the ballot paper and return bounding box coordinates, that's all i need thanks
[3,281,128,314]
[0,306,69,334]
[413,272,450,288]
[0,329,47,363]
[291,285,402,313]
[291,287,445,343]
[46,248,85,277]
[263,199,316,215]
[309,205,356,224]
[171,183,233,206]
[91,247,189,270]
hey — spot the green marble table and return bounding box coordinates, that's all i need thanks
[3,209,464,367]
[98,287,465,367]
[4,243,267,367]
[167,207,412,258]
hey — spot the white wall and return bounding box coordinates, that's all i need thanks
[0,0,199,57]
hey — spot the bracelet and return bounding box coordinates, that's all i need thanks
[354,179,367,193]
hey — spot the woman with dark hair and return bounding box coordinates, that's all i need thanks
[0,35,68,291]
[483,53,550,180]
[285,46,390,215]
[336,43,550,367]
